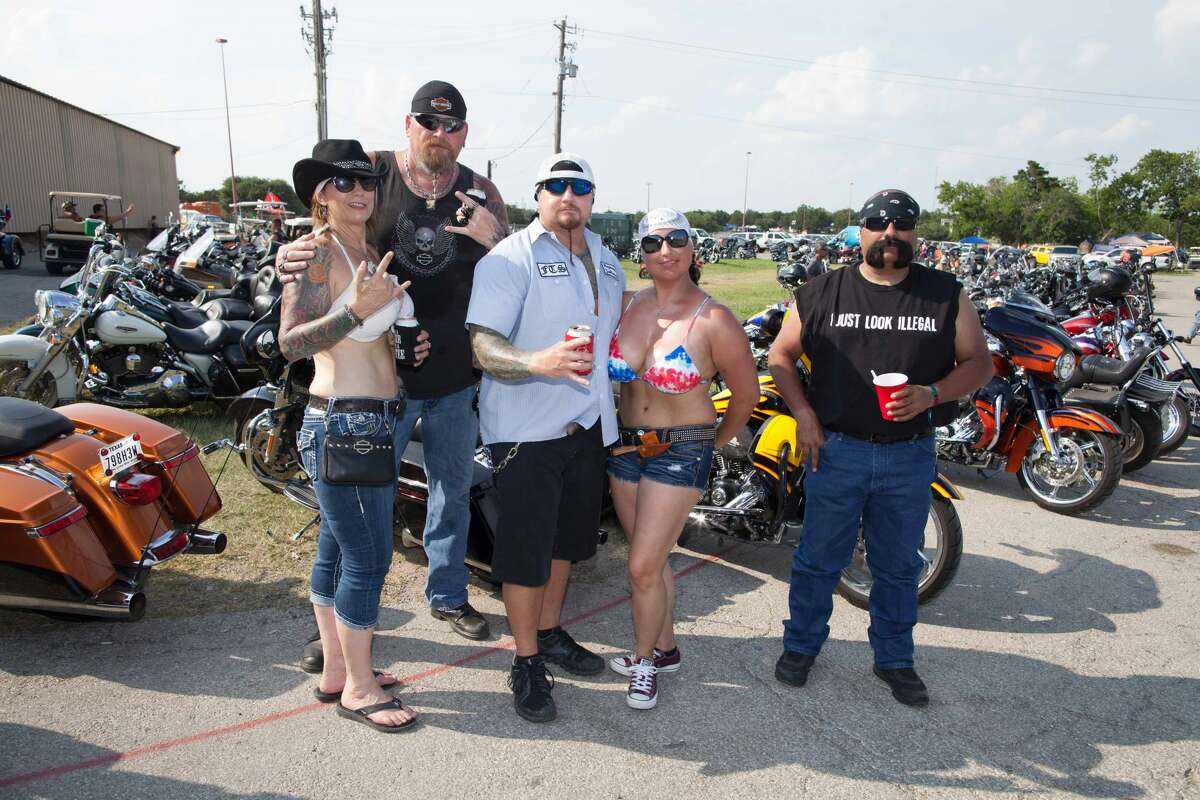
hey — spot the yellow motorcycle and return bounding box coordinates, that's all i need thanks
[693,371,964,609]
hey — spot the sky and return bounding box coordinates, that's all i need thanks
[4,0,1199,220]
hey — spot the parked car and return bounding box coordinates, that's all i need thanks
[692,228,716,248]
[756,230,792,251]
[1188,247,1200,269]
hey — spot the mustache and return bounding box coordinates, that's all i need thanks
[865,236,914,269]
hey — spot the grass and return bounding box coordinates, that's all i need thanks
[622,257,789,319]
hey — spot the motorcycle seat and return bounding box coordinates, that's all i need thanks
[163,319,253,355]
[0,397,75,457]
[166,301,210,328]
[202,297,254,321]
[1077,351,1146,386]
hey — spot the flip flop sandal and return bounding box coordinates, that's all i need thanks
[335,697,419,733]
[314,670,400,703]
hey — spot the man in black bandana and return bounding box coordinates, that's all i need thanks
[279,81,507,648]
[766,189,992,706]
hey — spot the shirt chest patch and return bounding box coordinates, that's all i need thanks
[537,262,569,278]
[600,261,620,281]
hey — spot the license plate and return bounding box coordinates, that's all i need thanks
[100,435,144,476]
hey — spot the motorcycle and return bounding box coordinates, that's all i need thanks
[0,236,282,410]
[936,295,1125,514]
[0,397,226,621]
[687,370,965,609]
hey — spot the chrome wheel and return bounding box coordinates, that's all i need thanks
[0,362,58,406]
[1018,429,1122,513]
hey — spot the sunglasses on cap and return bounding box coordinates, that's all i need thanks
[540,178,594,196]
[862,216,917,232]
[641,229,691,253]
[413,113,466,134]
[330,176,379,193]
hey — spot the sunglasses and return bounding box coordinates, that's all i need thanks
[413,114,466,134]
[541,178,594,196]
[641,229,691,253]
[862,216,917,232]
[331,176,379,193]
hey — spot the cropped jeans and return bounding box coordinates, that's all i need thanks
[782,430,935,669]
[297,404,400,630]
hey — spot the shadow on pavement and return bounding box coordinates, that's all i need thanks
[920,543,1160,633]
[0,723,298,799]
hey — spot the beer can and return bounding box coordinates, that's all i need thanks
[564,324,593,376]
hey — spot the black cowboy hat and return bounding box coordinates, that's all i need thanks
[292,139,388,209]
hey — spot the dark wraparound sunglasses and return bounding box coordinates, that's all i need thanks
[862,216,917,232]
[541,178,594,196]
[331,176,379,193]
[641,229,691,252]
[413,114,466,134]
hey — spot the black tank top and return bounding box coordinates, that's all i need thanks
[368,151,487,399]
[796,263,961,437]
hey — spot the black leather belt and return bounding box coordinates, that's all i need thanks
[833,429,930,444]
[307,396,405,415]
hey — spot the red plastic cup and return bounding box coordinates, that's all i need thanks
[873,372,908,421]
[565,324,593,376]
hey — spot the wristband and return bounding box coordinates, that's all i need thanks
[344,305,364,327]
[927,384,940,404]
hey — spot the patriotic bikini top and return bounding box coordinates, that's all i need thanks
[608,291,711,395]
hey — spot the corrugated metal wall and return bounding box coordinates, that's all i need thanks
[0,79,178,234]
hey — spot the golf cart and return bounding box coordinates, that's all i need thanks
[38,191,126,274]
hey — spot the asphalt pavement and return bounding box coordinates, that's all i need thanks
[0,276,1197,799]
[0,252,67,325]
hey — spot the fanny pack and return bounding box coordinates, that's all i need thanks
[611,425,715,458]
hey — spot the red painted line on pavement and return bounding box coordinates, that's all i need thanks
[0,549,730,788]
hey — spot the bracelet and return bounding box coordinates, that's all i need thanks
[927,384,940,404]
[344,305,364,327]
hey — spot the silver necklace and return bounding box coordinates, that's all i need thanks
[404,152,455,210]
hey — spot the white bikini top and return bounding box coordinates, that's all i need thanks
[327,233,413,342]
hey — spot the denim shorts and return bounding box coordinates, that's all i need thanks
[607,433,715,490]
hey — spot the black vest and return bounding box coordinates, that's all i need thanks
[796,263,960,437]
[368,151,487,399]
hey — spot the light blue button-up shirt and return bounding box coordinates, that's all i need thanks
[466,216,625,446]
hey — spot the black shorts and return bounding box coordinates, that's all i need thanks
[489,422,606,587]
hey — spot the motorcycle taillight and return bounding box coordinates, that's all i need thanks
[25,504,88,539]
[112,472,162,505]
[157,444,199,471]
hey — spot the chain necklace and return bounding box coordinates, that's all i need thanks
[404,152,457,210]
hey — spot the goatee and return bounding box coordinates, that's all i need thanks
[416,141,455,174]
[865,236,914,269]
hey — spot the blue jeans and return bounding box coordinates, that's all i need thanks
[783,430,935,669]
[297,406,399,630]
[392,383,478,611]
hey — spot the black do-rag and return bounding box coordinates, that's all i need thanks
[411,80,467,121]
[858,189,920,225]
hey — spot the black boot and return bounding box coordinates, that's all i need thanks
[775,651,815,687]
[537,627,604,675]
[300,631,323,674]
[508,655,556,723]
[873,666,929,707]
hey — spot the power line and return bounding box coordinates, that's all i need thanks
[586,29,1200,107]
[101,99,313,116]
[486,109,555,163]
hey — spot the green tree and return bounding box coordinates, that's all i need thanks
[1127,149,1200,248]
[1084,153,1119,234]
[219,176,303,214]
[178,180,219,204]
[937,180,988,239]
[916,209,951,240]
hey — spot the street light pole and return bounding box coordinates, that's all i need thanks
[742,151,751,229]
[847,180,854,227]
[216,38,238,209]
[645,182,652,212]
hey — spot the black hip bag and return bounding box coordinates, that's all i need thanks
[319,402,401,486]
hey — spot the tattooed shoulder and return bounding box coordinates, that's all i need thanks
[472,173,508,226]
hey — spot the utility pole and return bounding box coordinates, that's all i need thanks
[741,151,751,229]
[487,160,494,180]
[215,38,238,208]
[300,1,338,140]
[552,18,578,153]
[847,180,854,226]
[645,182,652,212]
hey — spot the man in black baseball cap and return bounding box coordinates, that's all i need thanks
[279,80,509,657]
[767,188,992,707]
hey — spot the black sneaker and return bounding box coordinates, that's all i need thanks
[431,603,490,640]
[873,666,929,707]
[775,651,816,687]
[508,656,556,723]
[537,627,604,676]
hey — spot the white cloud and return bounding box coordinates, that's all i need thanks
[1155,0,1200,54]
[994,109,1052,150]
[1075,41,1111,68]
[1052,113,1153,147]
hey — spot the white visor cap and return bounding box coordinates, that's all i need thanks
[638,208,691,238]
[535,152,595,186]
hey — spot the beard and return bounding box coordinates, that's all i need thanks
[865,236,914,269]
[555,207,584,230]
[414,139,456,173]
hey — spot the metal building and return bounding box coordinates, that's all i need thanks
[0,75,179,235]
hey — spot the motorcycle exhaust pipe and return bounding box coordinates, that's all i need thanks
[0,587,147,622]
[188,530,227,555]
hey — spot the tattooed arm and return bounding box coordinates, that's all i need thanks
[469,324,592,387]
[278,243,355,361]
[446,173,509,250]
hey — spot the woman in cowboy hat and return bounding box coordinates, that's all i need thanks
[281,139,426,733]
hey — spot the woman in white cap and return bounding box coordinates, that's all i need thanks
[605,208,758,709]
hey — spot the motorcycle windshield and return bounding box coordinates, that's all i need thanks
[175,229,215,274]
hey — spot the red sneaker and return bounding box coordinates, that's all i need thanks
[608,647,682,676]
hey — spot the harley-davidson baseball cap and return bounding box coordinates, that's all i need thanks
[411,80,466,121]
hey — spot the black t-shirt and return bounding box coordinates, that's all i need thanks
[368,151,487,400]
[796,263,961,437]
